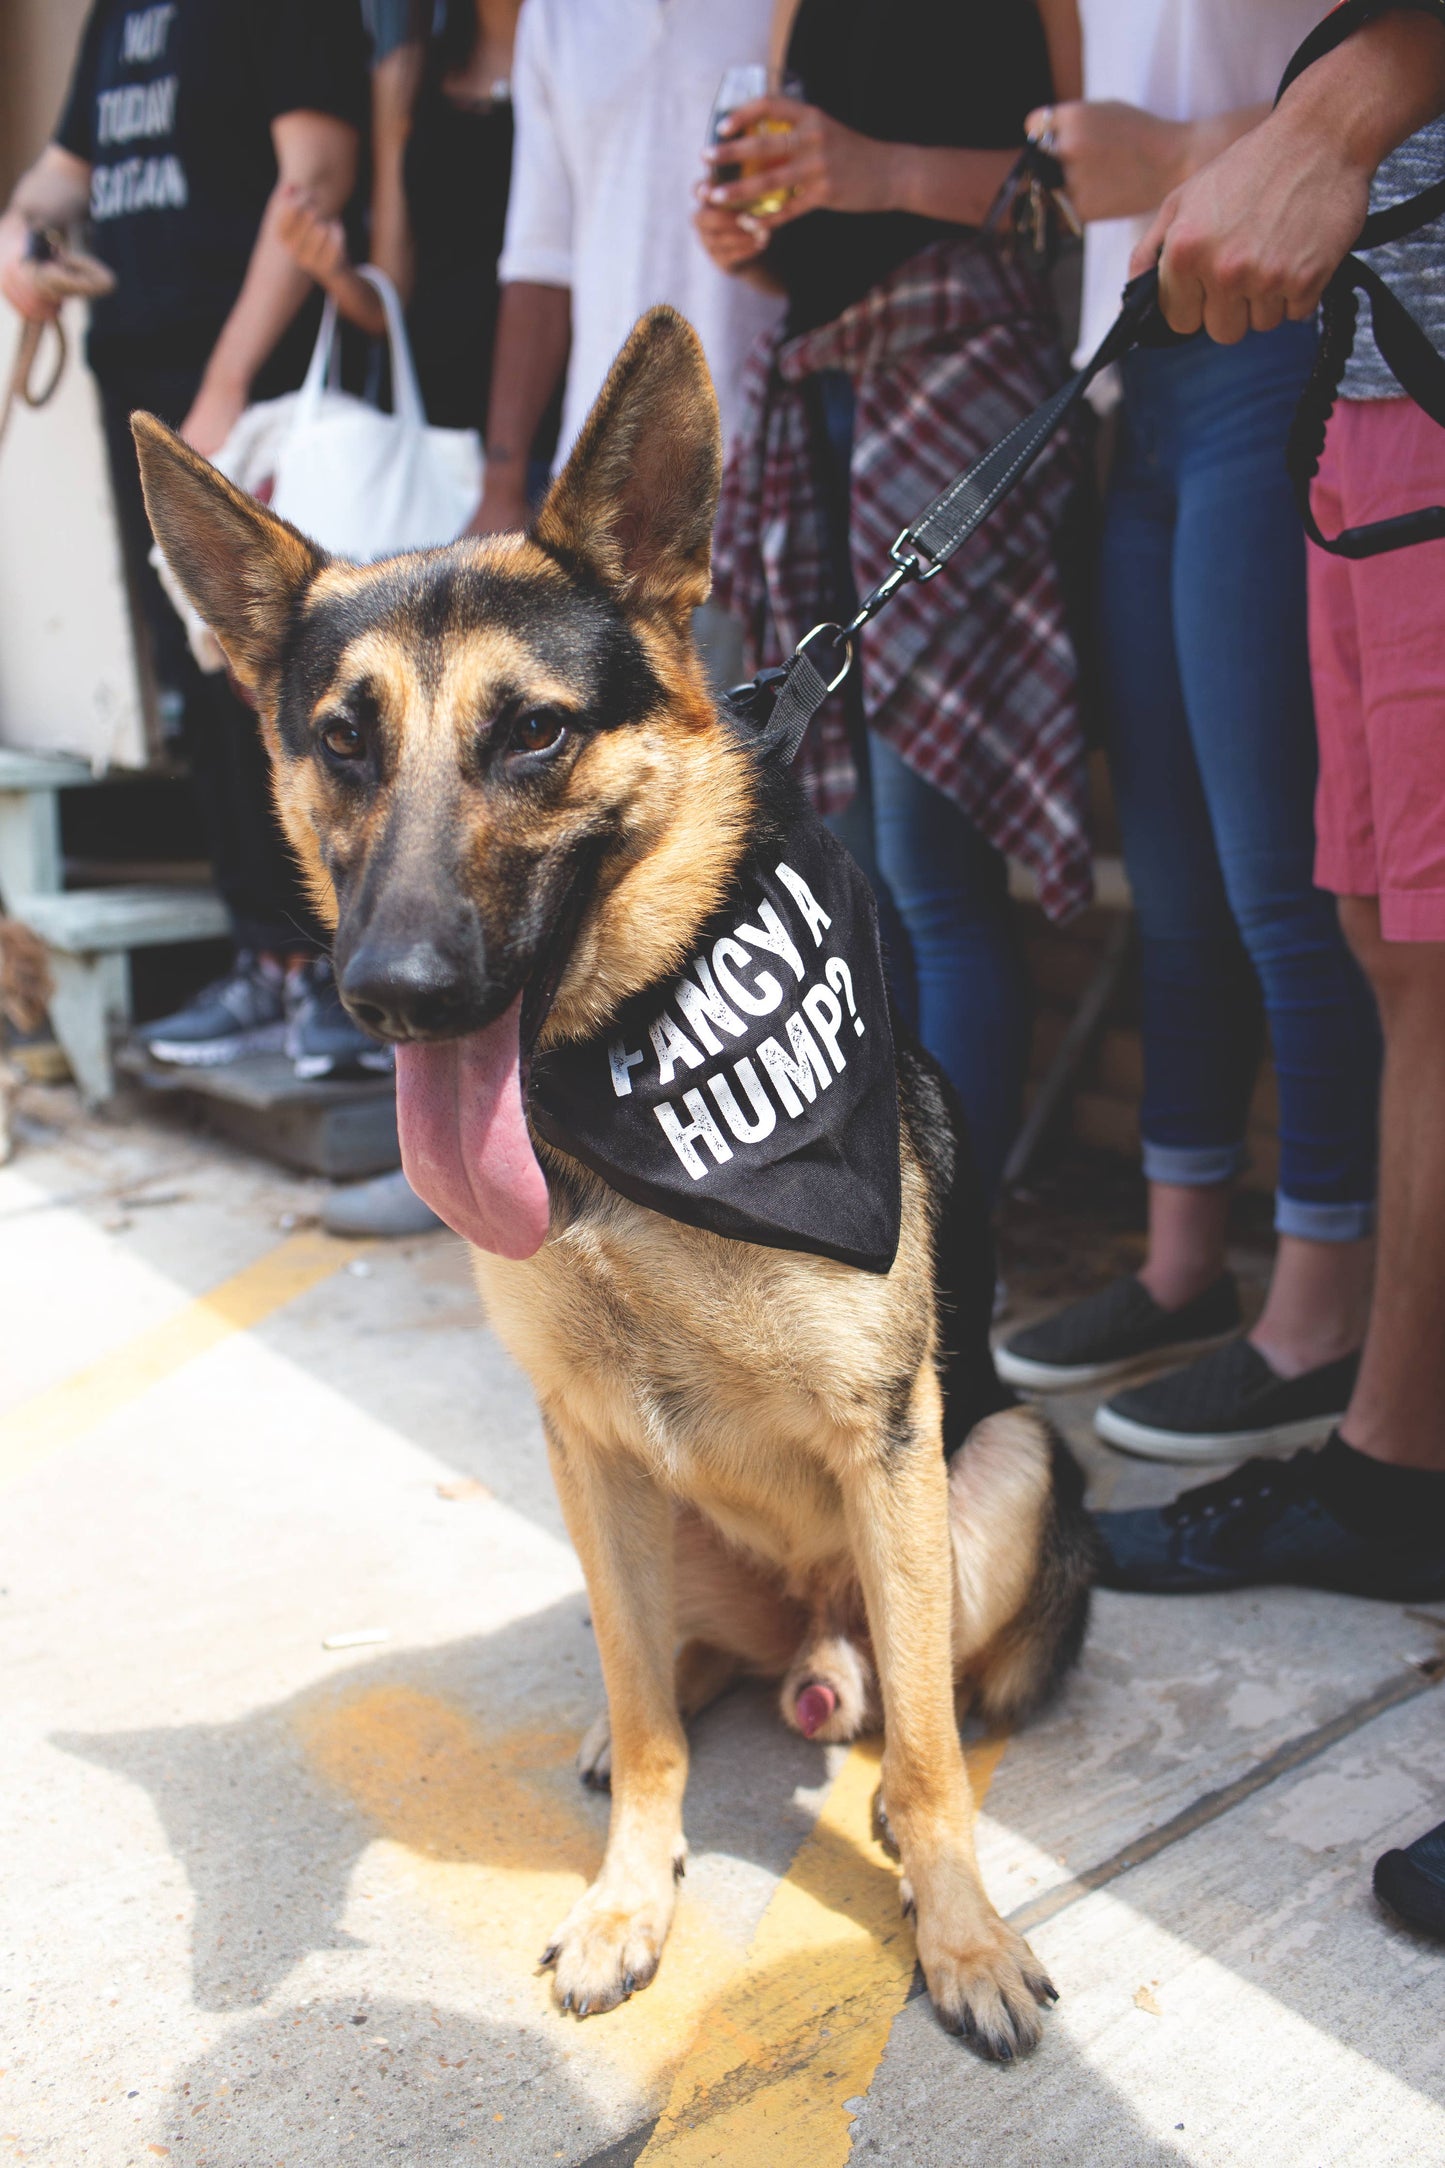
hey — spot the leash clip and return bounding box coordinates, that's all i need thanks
[888,528,944,582]
[793,620,855,694]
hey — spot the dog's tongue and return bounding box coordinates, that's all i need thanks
[394,996,550,1258]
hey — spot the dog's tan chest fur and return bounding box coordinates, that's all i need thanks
[471,1174,932,1582]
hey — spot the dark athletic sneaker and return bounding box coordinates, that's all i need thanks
[1375,1820,1445,1940]
[285,956,392,1081]
[995,1273,1241,1393]
[1094,1339,1358,1464]
[136,951,286,1067]
[1095,1439,1445,1600]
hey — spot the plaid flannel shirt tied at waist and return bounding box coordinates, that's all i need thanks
[712,235,1091,924]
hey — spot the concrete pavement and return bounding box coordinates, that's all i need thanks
[2,1084,1442,2167]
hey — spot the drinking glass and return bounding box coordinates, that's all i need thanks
[706,62,794,220]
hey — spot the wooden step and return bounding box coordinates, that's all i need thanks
[12,884,229,953]
[117,1045,400,1181]
[11,884,231,1109]
[0,748,103,791]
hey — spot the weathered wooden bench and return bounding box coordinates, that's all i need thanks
[0,748,229,1105]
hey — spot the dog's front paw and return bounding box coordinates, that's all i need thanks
[915,1905,1057,2061]
[576,1710,612,1790]
[540,1865,682,2017]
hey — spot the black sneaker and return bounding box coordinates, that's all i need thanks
[1095,1443,1445,1600]
[136,951,286,1066]
[1095,1339,1358,1464]
[1375,1820,1445,1940]
[285,956,392,1081]
[995,1273,1241,1393]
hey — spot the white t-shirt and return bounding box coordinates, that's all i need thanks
[1076,0,1329,364]
[499,0,786,463]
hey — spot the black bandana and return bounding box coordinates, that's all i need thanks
[528,799,901,1273]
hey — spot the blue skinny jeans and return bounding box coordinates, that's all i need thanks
[830,737,1031,1207]
[813,370,1029,1203]
[1104,325,1380,1239]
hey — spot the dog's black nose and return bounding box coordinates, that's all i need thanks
[339,939,479,1040]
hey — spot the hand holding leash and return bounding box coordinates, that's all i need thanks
[0,227,115,453]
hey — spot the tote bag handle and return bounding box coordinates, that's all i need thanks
[292,263,429,432]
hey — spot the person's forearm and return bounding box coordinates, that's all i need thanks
[188,114,356,449]
[1177,106,1268,186]
[886,145,1021,226]
[482,281,571,502]
[369,42,425,304]
[1280,7,1445,170]
[195,192,321,409]
[1035,0,1082,102]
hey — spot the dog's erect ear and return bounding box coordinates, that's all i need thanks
[131,412,324,701]
[531,307,722,620]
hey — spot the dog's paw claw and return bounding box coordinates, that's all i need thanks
[919,1915,1052,2062]
[899,1876,916,1920]
[544,1877,674,2019]
[871,1785,901,1861]
[539,1943,559,1970]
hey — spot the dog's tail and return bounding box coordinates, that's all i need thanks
[949,1405,1098,1726]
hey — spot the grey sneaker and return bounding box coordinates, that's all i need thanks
[286,956,392,1081]
[137,951,286,1067]
[321,1168,441,1238]
[1094,1339,1360,1463]
[996,1273,1241,1393]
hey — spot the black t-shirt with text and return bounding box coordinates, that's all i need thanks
[57,0,366,374]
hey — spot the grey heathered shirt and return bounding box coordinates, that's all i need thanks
[1342,114,1445,399]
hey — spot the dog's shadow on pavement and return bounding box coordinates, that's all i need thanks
[54,1588,826,2014]
[134,1989,645,2167]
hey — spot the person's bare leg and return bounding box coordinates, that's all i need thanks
[1336,896,1445,1474]
[1139,1181,1372,1379]
[1137,1180,1231,1310]
[1248,1233,1373,1379]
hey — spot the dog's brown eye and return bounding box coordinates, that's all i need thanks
[512,711,567,756]
[321,717,365,761]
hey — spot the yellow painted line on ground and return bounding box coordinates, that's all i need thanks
[638,1731,1009,2167]
[0,1228,367,1489]
[299,1686,750,2095]
[301,1685,1008,2146]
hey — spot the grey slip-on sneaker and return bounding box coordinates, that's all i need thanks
[996,1273,1241,1393]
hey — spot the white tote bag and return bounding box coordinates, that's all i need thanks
[153,268,484,669]
[269,265,483,560]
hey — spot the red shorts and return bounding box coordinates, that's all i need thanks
[1309,397,1445,941]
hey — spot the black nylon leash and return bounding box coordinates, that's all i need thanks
[725,267,1186,764]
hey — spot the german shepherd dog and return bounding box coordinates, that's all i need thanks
[133,308,1094,2060]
